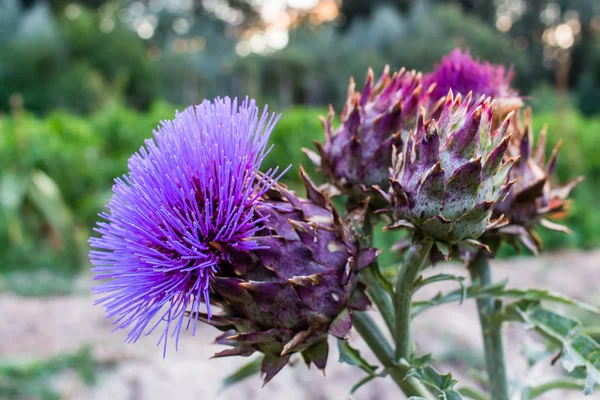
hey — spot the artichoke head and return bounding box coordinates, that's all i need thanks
[305,66,435,204]
[492,107,584,253]
[383,90,517,259]
[196,169,377,384]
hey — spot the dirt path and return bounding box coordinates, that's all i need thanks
[1,250,599,399]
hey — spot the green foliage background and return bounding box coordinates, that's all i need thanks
[0,0,598,291]
[1,104,598,281]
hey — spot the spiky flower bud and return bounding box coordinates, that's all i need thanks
[492,108,584,253]
[200,170,376,384]
[425,49,522,128]
[383,91,516,259]
[305,66,434,201]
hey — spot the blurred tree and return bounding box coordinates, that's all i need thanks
[339,0,496,27]
[340,0,409,26]
[61,7,159,109]
[340,0,600,105]
[435,0,496,23]
[3,0,600,114]
[233,2,525,110]
[0,1,159,113]
[576,36,600,115]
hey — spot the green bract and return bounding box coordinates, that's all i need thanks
[383,91,516,259]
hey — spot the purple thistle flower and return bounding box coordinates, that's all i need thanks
[90,97,285,354]
[425,49,518,104]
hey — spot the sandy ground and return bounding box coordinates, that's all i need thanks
[1,250,599,400]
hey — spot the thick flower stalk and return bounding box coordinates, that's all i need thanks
[384,91,516,259]
[90,97,285,354]
[492,108,584,253]
[425,49,522,128]
[305,66,435,202]
[200,170,376,383]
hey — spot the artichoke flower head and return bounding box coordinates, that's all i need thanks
[383,90,517,260]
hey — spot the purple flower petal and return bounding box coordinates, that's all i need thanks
[90,97,285,354]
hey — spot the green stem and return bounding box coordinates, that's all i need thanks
[353,312,433,399]
[527,378,586,399]
[468,251,509,400]
[458,386,491,400]
[356,208,395,337]
[361,267,395,337]
[351,201,431,398]
[394,240,433,360]
[581,325,600,336]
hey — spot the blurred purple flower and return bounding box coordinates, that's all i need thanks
[90,97,284,354]
[425,49,518,103]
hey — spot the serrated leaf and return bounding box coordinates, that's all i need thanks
[408,364,463,400]
[220,357,261,389]
[412,280,507,316]
[337,339,377,374]
[411,353,434,368]
[500,289,599,314]
[412,280,599,317]
[505,301,600,395]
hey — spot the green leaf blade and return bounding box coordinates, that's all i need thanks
[221,357,261,390]
[408,363,463,399]
[337,339,378,375]
[506,301,600,396]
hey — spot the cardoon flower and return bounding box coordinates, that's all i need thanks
[426,49,517,102]
[425,49,522,127]
[492,108,583,253]
[90,97,285,354]
[304,66,435,203]
[198,170,376,383]
[383,91,516,259]
[90,97,375,383]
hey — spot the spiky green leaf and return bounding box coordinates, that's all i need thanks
[412,280,599,316]
[337,339,378,374]
[408,362,463,400]
[504,301,600,395]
